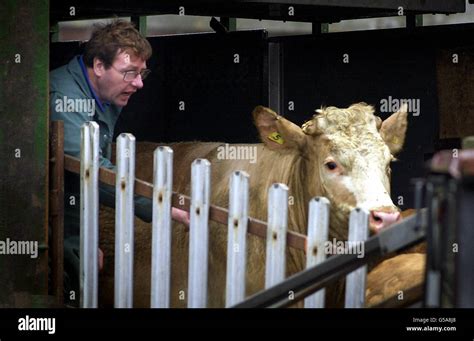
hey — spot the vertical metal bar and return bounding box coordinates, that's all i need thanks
[344,208,369,308]
[150,146,173,308]
[80,122,99,308]
[455,179,474,307]
[188,159,211,308]
[114,134,136,308]
[131,16,147,36]
[416,15,423,27]
[49,121,64,306]
[265,183,288,289]
[424,181,441,308]
[50,22,59,43]
[225,171,249,307]
[440,179,457,307]
[312,22,328,34]
[220,17,237,31]
[304,197,330,308]
[412,178,425,231]
[406,14,423,30]
[0,0,49,306]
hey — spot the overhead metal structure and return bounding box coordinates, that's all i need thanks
[50,0,466,24]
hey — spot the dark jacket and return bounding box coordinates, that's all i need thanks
[50,55,152,244]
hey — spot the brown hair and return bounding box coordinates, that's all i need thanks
[83,19,152,68]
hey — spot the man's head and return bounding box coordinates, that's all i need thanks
[83,20,152,107]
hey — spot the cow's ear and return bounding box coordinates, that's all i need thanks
[253,106,306,151]
[380,103,408,155]
[374,116,382,130]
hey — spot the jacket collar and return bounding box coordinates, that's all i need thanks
[67,55,108,112]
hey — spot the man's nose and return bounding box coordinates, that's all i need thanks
[131,75,144,89]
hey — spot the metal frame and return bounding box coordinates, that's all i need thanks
[63,154,307,251]
[455,178,474,307]
[49,121,65,306]
[233,210,427,308]
[0,0,50,307]
[49,0,465,24]
[426,149,474,308]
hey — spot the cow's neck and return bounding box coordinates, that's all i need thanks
[255,146,310,235]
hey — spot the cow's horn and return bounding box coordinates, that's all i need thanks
[314,109,323,115]
[302,119,322,135]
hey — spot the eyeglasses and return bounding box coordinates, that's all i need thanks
[111,65,151,82]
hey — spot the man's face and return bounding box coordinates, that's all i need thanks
[95,51,147,107]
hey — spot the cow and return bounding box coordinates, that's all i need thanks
[366,253,425,307]
[98,102,408,308]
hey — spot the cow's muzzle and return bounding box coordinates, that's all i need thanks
[369,209,401,234]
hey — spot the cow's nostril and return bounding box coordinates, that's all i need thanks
[370,211,383,224]
[369,210,401,233]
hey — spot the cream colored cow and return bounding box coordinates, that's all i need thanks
[99,102,409,308]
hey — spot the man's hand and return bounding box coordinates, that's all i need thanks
[171,207,190,227]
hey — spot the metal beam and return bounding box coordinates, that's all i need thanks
[49,0,465,24]
[0,0,50,307]
[49,121,64,306]
[312,22,328,34]
[131,16,147,36]
[406,14,423,31]
[220,17,237,32]
[456,179,474,307]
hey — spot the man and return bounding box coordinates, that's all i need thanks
[50,20,189,305]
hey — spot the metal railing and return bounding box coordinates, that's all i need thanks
[73,122,407,308]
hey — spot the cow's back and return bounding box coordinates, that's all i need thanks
[100,141,306,307]
[134,142,222,188]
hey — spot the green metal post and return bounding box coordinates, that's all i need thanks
[0,0,50,307]
[220,17,237,32]
[416,14,424,27]
[312,22,329,34]
[50,22,59,43]
[131,16,148,36]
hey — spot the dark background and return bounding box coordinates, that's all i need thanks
[50,24,474,208]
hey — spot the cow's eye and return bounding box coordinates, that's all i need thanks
[325,161,338,170]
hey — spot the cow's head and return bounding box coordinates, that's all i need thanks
[253,102,408,237]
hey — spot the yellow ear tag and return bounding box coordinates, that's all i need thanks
[268,132,285,144]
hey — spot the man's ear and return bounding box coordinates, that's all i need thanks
[380,103,408,155]
[93,57,106,77]
[253,106,306,151]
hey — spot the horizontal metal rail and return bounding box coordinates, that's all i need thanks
[232,209,427,308]
[64,154,307,251]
